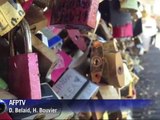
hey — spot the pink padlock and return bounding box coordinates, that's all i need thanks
[8,19,41,99]
[67,29,87,51]
[113,22,133,38]
[50,51,72,83]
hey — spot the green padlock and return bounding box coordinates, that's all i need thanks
[0,78,8,89]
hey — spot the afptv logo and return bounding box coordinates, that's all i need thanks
[0,100,7,114]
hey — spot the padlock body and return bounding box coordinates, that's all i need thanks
[51,0,99,29]
[113,23,133,38]
[8,53,41,99]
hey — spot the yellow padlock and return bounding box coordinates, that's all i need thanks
[0,1,25,36]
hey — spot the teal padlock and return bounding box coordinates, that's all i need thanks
[0,78,8,90]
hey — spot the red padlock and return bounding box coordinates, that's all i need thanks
[51,0,99,29]
[113,22,133,38]
[8,19,41,99]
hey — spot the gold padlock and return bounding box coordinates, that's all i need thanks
[103,52,125,88]
[103,38,119,53]
[90,41,104,83]
[0,1,25,36]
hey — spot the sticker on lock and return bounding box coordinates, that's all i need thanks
[0,1,25,36]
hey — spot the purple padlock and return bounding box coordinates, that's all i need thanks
[8,19,41,99]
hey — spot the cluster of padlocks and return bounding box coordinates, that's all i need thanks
[0,0,146,119]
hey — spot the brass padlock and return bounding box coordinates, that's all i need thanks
[90,41,104,83]
[103,52,124,88]
[103,38,119,52]
[0,0,25,36]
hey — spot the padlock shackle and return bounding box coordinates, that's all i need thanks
[20,19,32,53]
[9,19,32,56]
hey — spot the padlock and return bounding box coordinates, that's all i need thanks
[8,19,41,99]
[103,52,124,88]
[25,5,47,33]
[12,32,58,79]
[48,35,63,49]
[90,41,104,83]
[120,0,138,13]
[113,22,133,38]
[103,39,119,53]
[51,0,99,29]
[96,19,113,40]
[47,51,72,83]
[76,81,99,99]
[67,29,87,51]
[0,0,25,36]
[41,83,60,100]
[52,69,88,99]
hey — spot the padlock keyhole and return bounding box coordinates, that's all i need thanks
[75,35,79,40]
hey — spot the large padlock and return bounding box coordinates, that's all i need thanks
[8,19,41,99]
[51,0,99,29]
[0,0,25,36]
[103,52,125,88]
